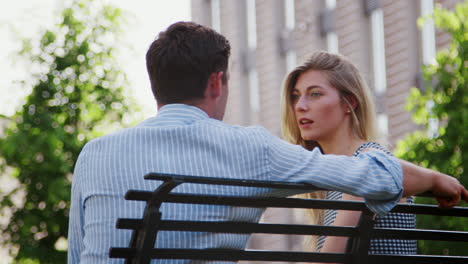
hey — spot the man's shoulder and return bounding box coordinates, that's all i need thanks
[80,119,276,153]
[204,120,273,138]
[80,126,134,152]
[206,119,269,132]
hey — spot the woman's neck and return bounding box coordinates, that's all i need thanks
[318,130,366,156]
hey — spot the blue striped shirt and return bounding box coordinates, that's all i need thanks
[68,104,403,263]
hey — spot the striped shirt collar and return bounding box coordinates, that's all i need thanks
[157,104,210,121]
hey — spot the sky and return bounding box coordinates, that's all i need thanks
[0,0,191,119]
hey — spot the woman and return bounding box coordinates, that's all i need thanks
[280,51,417,255]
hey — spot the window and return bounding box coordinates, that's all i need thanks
[246,0,259,112]
[210,0,221,32]
[370,7,386,94]
[365,0,388,136]
[284,0,296,71]
[420,0,438,137]
[377,113,389,138]
[420,0,436,65]
[325,0,338,53]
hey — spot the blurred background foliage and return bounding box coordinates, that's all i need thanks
[394,1,468,256]
[0,0,135,262]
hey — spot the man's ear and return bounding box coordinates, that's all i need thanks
[206,72,223,99]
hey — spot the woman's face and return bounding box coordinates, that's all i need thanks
[292,70,349,142]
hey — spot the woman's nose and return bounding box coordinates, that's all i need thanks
[295,96,308,112]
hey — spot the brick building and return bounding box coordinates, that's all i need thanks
[191,0,462,260]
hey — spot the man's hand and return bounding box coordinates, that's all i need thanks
[432,172,468,208]
[357,149,467,207]
[400,159,468,208]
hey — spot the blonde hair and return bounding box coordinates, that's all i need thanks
[280,51,379,249]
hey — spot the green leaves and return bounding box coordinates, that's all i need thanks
[395,0,468,256]
[0,0,133,262]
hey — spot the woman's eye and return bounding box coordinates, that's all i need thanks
[291,94,300,101]
[310,92,322,97]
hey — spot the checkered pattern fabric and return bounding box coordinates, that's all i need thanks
[317,142,417,254]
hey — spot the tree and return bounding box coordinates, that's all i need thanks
[394,1,468,255]
[0,0,133,262]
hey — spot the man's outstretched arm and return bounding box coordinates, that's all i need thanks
[399,159,468,207]
[359,145,468,207]
[265,129,467,213]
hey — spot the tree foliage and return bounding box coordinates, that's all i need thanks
[0,0,133,262]
[394,1,468,255]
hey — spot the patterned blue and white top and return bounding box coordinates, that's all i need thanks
[68,104,405,263]
[316,142,417,254]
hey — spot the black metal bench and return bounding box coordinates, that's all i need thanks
[109,173,468,263]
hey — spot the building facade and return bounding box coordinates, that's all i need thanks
[191,0,461,260]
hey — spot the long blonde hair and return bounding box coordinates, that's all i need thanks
[280,51,379,249]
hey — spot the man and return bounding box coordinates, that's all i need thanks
[68,21,467,263]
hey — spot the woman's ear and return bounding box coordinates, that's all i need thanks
[345,94,358,110]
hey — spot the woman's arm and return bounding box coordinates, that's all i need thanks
[319,193,362,255]
[320,196,411,264]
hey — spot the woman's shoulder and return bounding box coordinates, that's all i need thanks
[354,142,393,157]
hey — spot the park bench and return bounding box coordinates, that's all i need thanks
[109,173,468,263]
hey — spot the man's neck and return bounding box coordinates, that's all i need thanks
[158,101,215,118]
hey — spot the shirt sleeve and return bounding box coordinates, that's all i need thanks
[262,129,403,216]
[67,146,88,263]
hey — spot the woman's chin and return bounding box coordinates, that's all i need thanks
[300,133,317,141]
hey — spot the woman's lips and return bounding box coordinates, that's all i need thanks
[299,118,314,128]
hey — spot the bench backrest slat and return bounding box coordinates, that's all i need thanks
[126,191,468,216]
[109,173,468,264]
